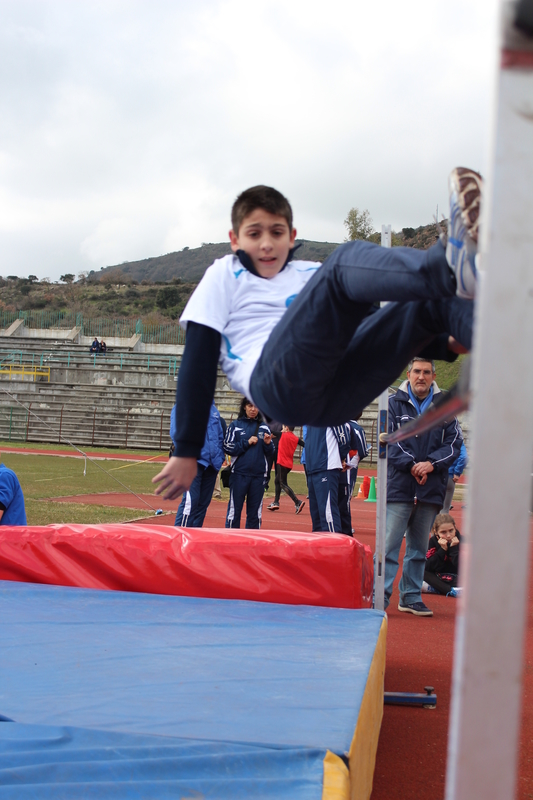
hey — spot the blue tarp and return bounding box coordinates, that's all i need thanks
[0,581,385,797]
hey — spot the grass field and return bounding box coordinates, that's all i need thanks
[0,441,165,457]
[1,451,161,524]
[0,449,314,525]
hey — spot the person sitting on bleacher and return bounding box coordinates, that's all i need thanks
[100,340,107,354]
[90,337,100,353]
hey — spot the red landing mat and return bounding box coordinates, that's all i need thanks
[0,524,373,609]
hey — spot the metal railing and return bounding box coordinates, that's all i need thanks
[0,312,20,330]
[37,351,180,374]
[0,365,50,382]
[4,312,186,346]
[0,349,179,375]
[0,407,29,441]
[0,404,172,450]
[18,310,77,330]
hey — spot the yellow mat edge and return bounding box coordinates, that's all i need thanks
[348,615,388,800]
[323,749,351,799]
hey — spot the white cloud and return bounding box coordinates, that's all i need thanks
[0,0,498,279]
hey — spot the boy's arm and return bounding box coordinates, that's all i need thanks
[153,322,221,499]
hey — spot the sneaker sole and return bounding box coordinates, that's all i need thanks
[267,506,279,511]
[398,604,433,616]
[449,167,482,243]
[295,501,306,515]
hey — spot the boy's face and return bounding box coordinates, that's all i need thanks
[229,209,296,278]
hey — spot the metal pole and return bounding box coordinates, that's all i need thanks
[374,223,392,611]
[446,3,533,798]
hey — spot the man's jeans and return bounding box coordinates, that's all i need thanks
[384,501,440,608]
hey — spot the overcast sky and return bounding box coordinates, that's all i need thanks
[1,0,498,280]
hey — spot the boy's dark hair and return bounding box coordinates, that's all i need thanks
[231,186,293,234]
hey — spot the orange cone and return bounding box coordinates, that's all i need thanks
[361,475,371,499]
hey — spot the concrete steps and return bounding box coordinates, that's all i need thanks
[0,333,380,459]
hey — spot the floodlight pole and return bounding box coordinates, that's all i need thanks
[446,2,533,798]
[373,224,391,612]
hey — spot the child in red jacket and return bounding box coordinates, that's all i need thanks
[267,425,305,514]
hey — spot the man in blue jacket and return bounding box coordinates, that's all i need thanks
[173,402,225,527]
[0,464,27,525]
[385,358,463,615]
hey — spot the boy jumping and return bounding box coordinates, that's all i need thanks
[154,168,481,501]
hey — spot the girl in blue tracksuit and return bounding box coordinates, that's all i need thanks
[224,398,274,529]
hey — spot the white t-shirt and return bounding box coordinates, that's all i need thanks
[180,254,321,398]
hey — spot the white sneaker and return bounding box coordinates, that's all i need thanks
[445,167,482,300]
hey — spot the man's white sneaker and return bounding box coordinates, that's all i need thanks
[445,167,482,300]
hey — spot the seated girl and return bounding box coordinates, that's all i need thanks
[422,513,462,596]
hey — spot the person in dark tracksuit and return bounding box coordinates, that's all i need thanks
[173,402,225,527]
[224,398,274,529]
[338,420,369,535]
[305,425,350,533]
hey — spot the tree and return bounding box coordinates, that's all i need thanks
[156,286,182,309]
[60,273,75,283]
[344,208,374,241]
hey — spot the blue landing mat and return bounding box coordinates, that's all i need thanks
[0,580,386,798]
[0,723,328,799]
[1,580,384,751]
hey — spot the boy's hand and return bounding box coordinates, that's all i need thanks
[438,537,449,550]
[450,536,460,547]
[152,456,198,500]
[248,436,258,445]
[263,433,272,445]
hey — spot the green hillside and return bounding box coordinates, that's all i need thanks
[96,239,341,284]
[96,219,443,285]
[1,220,446,331]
